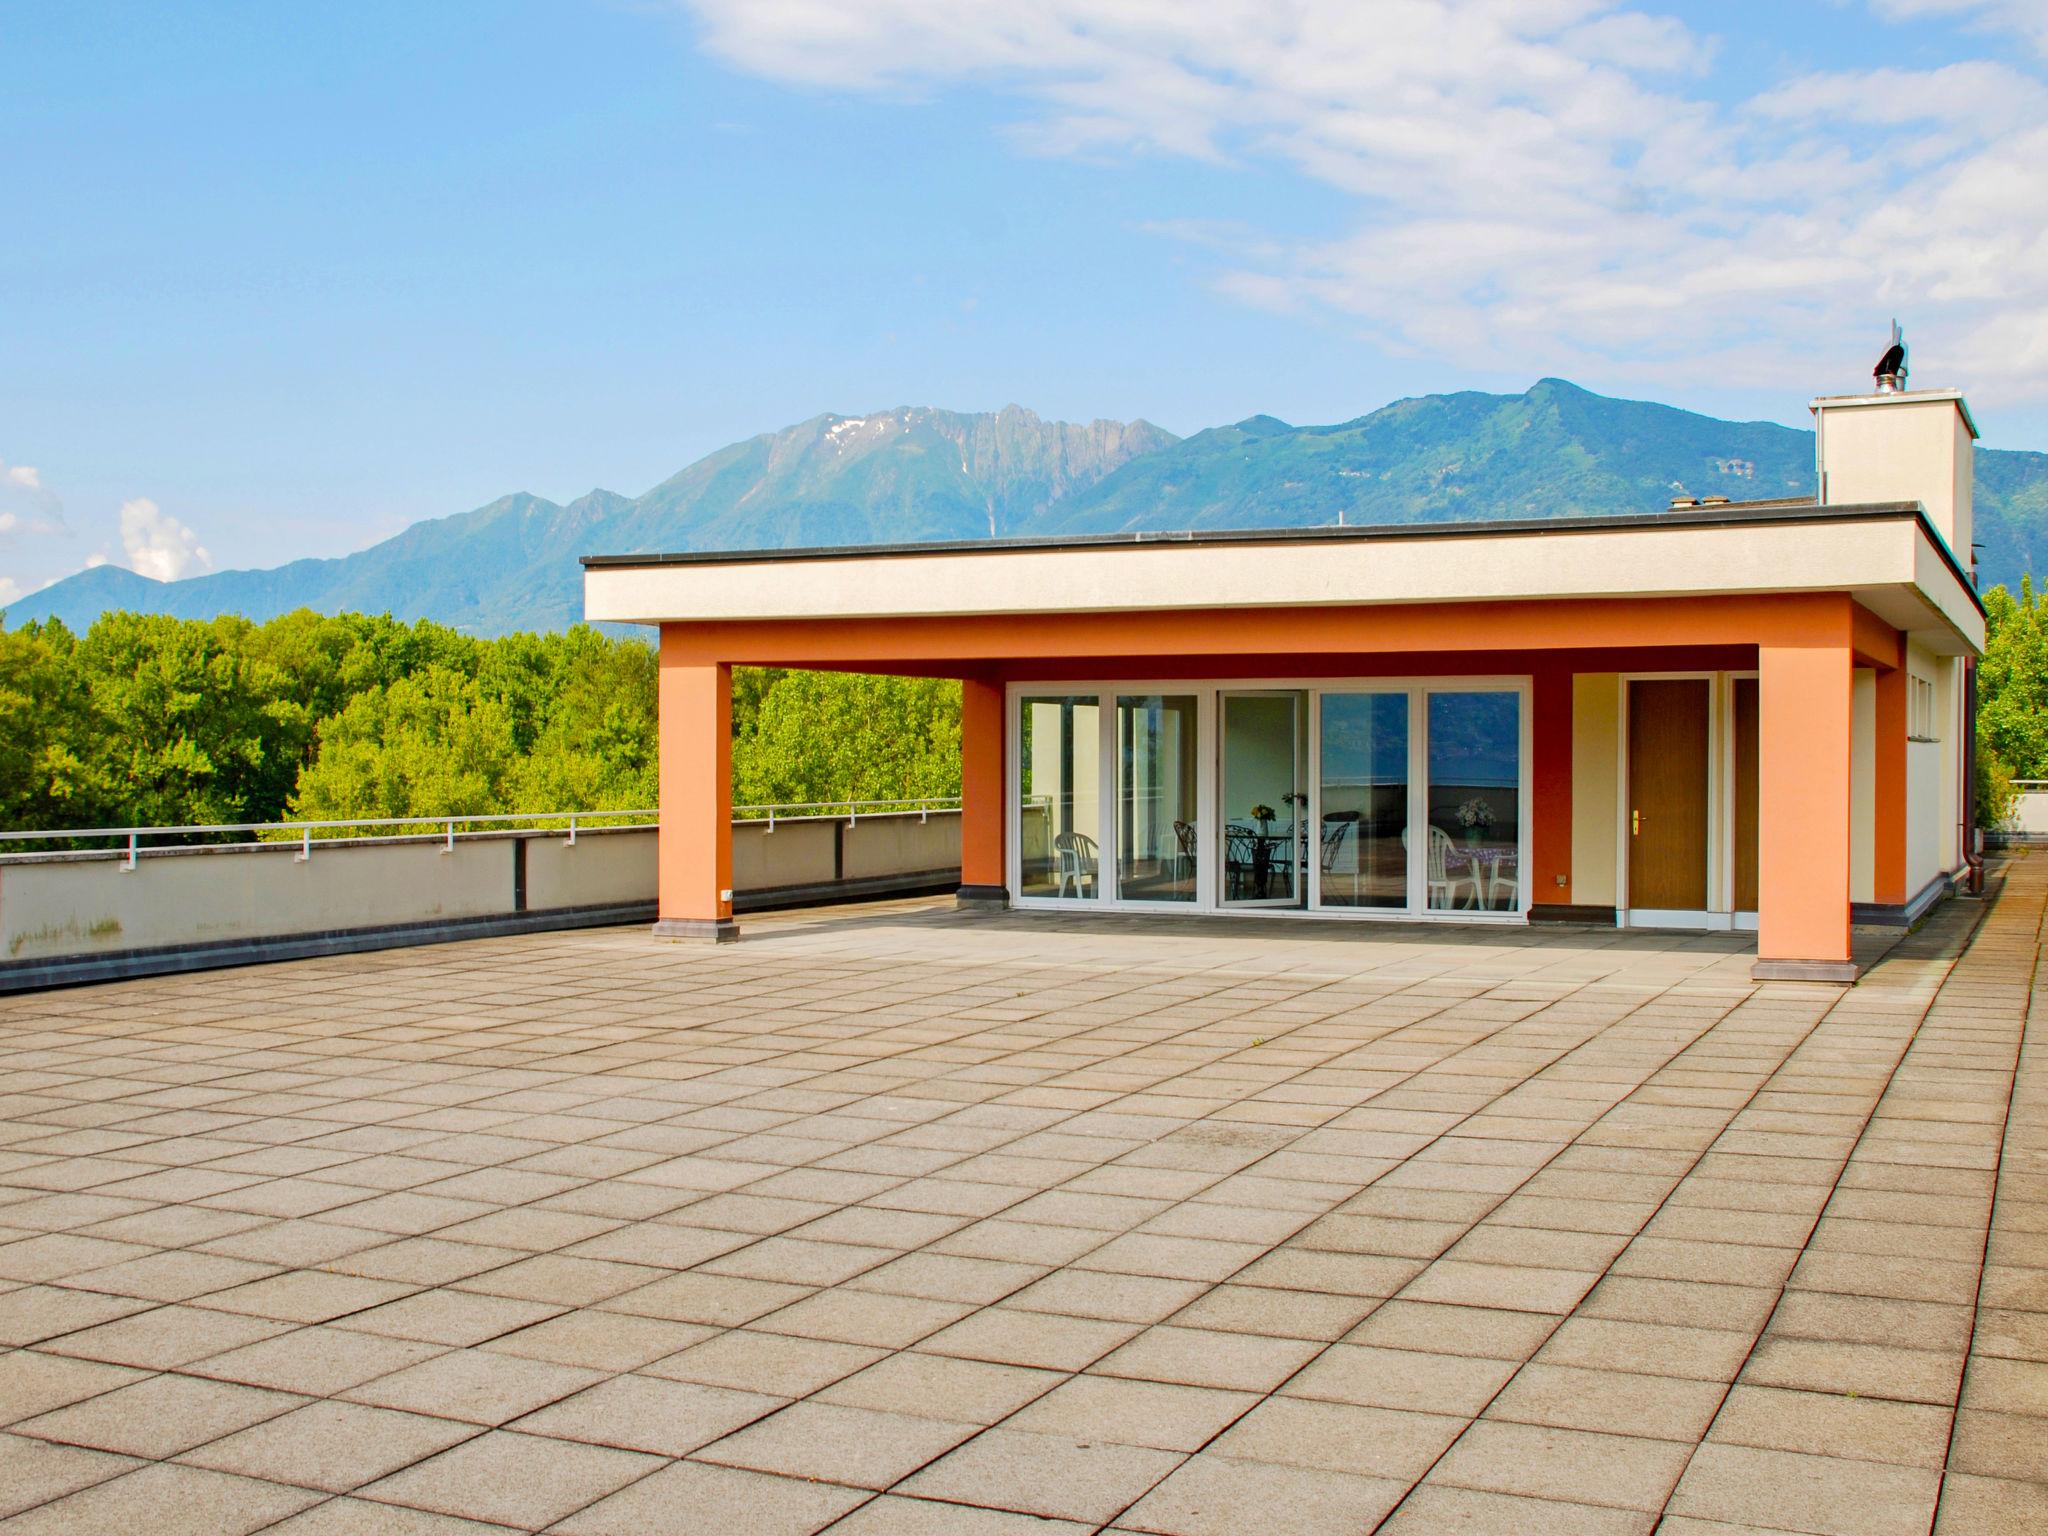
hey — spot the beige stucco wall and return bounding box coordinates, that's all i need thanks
[1851,670,1876,905]
[1814,391,1974,565]
[1903,640,1960,892]
[1571,675,1621,907]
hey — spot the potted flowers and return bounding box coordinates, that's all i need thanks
[1455,796,1495,847]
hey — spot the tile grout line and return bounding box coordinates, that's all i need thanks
[1926,863,2045,1532]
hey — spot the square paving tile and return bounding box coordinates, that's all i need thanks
[179,1399,479,1491]
[552,1458,867,1535]
[0,1460,322,1535]
[697,1400,978,1487]
[897,1427,1183,1524]
[360,1429,661,1528]
[342,1349,603,1425]
[512,1372,783,1456]
[1117,1452,1407,1536]
[14,1370,306,1458]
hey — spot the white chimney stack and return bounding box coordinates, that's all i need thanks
[1810,387,1977,572]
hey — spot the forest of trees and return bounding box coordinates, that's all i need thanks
[0,609,961,835]
[2,590,2044,835]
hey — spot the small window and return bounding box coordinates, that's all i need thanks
[1908,675,1939,742]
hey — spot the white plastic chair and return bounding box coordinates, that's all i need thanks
[1053,831,1098,898]
[1402,825,1478,909]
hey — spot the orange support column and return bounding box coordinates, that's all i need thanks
[1754,643,1855,981]
[1529,667,1573,911]
[653,632,737,942]
[1873,664,1908,908]
[958,675,1008,908]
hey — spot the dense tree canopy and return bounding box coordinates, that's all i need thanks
[0,609,962,835]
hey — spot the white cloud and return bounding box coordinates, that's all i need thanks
[0,575,20,605]
[680,0,2048,400]
[1867,0,2048,56]
[117,498,213,583]
[5,464,40,490]
[0,457,66,537]
[84,552,108,569]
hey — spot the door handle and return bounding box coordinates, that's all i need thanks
[1632,809,1641,835]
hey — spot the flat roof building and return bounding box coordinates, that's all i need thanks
[584,386,1985,983]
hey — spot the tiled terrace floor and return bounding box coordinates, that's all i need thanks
[0,867,2044,1535]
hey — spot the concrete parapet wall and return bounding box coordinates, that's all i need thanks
[0,811,962,976]
[2011,790,2048,839]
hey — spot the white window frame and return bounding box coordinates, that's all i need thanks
[1004,676,1533,924]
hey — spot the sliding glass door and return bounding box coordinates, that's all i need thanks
[1317,692,1409,908]
[1116,695,1198,902]
[1012,681,1525,919]
[1219,692,1304,907]
[1424,691,1522,913]
[1018,696,1100,900]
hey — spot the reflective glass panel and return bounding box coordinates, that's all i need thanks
[1318,692,1409,908]
[1425,691,1522,913]
[1115,696,1198,902]
[1018,696,1101,899]
[1220,693,1304,905]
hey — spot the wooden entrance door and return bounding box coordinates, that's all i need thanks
[1731,678,1759,911]
[1628,680,1711,911]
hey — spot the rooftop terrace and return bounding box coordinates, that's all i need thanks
[0,866,2042,1533]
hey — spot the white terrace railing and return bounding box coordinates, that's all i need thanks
[0,808,658,869]
[0,797,965,868]
[734,797,960,831]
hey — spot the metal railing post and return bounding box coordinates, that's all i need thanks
[296,826,311,864]
[120,831,137,873]
[444,819,455,854]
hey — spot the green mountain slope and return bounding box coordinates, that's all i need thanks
[8,383,2045,637]
[1053,379,1815,532]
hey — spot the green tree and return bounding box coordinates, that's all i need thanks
[1979,579,2048,787]
[76,612,311,827]
[288,664,519,825]
[733,671,961,808]
[0,618,102,829]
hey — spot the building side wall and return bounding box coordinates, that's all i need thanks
[1903,640,1959,891]
[1571,674,1622,908]
[1852,669,1876,904]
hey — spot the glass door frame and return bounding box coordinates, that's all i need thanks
[1005,676,1531,922]
[1217,689,1307,910]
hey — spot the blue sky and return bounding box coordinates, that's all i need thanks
[4,0,2045,601]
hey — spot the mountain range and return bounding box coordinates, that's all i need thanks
[11,380,2047,636]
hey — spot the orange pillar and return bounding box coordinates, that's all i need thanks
[1873,664,1908,908]
[959,675,1008,907]
[1530,667,1573,910]
[1754,643,1855,980]
[653,632,736,942]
